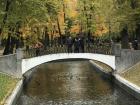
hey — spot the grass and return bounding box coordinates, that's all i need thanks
[121,62,140,87]
[0,73,18,105]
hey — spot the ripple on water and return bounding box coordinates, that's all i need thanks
[17,61,140,105]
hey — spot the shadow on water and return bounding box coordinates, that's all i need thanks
[17,60,140,105]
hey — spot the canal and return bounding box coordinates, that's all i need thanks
[17,60,140,105]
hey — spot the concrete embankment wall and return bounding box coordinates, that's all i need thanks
[114,74,140,100]
[0,54,19,77]
[89,60,140,101]
[5,80,23,105]
[116,49,140,73]
[89,60,112,79]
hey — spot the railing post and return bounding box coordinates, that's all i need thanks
[112,43,121,56]
[16,48,23,78]
[112,43,121,73]
[138,43,140,50]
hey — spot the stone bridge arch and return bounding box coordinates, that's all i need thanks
[22,53,115,74]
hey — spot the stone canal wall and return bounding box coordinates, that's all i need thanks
[4,80,23,105]
[89,60,112,78]
[89,60,140,101]
[0,54,18,77]
[114,74,140,100]
[0,49,23,78]
[116,49,140,73]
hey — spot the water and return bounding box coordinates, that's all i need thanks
[17,61,140,105]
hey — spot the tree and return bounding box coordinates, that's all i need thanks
[0,0,62,54]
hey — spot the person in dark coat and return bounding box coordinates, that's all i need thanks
[74,37,80,53]
[66,36,73,53]
[78,36,85,53]
[132,39,138,50]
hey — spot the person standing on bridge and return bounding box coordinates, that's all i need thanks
[132,39,138,50]
[78,36,85,53]
[35,42,43,56]
[66,36,73,53]
[74,37,80,53]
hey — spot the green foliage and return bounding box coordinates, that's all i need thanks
[77,0,140,38]
[0,0,140,41]
[0,0,61,28]
[0,0,63,47]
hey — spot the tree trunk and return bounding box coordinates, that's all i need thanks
[3,27,15,55]
[9,36,16,54]
[136,24,140,43]
[0,27,2,35]
[44,27,50,48]
[15,36,20,49]
[121,27,129,49]
[15,21,24,49]
[57,17,62,46]
[63,1,66,23]
[135,24,140,49]
[3,35,11,55]
[2,0,12,55]
[3,0,12,25]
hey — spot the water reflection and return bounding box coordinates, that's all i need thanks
[17,61,140,105]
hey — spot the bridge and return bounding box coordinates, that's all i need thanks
[21,45,115,74]
[22,53,115,74]
[1,43,140,78]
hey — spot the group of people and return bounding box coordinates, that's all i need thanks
[66,36,85,53]
[34,42,44,56]
[132,39,138,50]
[32,36,139,56]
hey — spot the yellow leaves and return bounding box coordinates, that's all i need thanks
[94,15,109,37]
[95,24,108,37]
[66,0,78,18]
[20,26,31,38]
[64,0,69,3]
[58,10,65,23]
[70,24,80,34]
[68,10,77,18]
